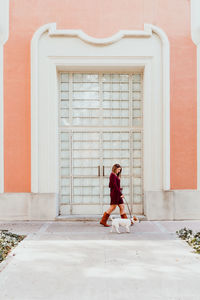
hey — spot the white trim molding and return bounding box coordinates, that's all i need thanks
[191,0,200,46]
[48,24,152,44]
[149,25,170,191]
[31,23,170,195]
[0,0,9,193]
[191,0,200,190]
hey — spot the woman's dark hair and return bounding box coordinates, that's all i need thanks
[112,163,122,177]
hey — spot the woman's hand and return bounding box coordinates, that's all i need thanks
[120,194,124,198]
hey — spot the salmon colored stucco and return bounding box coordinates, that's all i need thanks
[4,0,197,191]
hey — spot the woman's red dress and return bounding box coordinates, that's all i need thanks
[109,172,124,205]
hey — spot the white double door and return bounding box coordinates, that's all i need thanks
[59,129,137,215]
[59,72,143,215]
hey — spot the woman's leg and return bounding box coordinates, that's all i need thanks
[118,204,125,215]
[106,205,117,215]
[100,205,117,227]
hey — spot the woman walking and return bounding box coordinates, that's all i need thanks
[100,163,128,227]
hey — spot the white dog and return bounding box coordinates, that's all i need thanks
[110,216,135,233]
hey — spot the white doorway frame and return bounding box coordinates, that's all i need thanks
[31,23,170,218]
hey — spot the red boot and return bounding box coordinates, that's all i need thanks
[100,212,111,227]
[121,213,134,225]
[121,213,128,219]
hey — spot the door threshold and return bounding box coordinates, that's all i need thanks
[55,214,147,221]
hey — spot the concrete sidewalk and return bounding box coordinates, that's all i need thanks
[0,220,200,300]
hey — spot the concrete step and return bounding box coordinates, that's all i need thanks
[55,214,147,221]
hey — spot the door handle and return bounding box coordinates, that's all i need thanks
[103,165,105,176]
[98,166,100,176]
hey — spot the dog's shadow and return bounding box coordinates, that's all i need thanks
[110,229,131,234]
[110,232,130,234]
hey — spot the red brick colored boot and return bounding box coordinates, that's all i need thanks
[121,213,134,225]
[121,213,128,219]
[100,212,111,227]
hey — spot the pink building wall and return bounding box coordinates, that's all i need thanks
[4,0,197,192]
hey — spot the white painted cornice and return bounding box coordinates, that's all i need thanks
[48,23,152,45]
[32,22,170,46]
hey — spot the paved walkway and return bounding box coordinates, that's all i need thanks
[0,220,200,300]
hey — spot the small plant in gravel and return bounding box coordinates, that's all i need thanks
[0,230,26,262]
[176,227,200,254]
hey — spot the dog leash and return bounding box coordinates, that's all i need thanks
[123,196,134,225]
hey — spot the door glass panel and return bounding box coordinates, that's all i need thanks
[59,133,71,205]
[72,132,100,204]
[73,177,100,204]
[72,73,100,126]
[132,130,143,204]
[132,75,142,128]
[102,74,129,127]
[60,75,69,126]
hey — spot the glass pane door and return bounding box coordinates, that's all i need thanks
[59,72,143,215]
[59,130,101,215]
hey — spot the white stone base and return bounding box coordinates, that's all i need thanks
[1,191,200,220]
[0,193,58,220]
[145,190,200,220]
